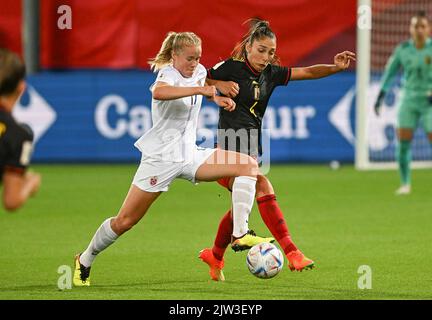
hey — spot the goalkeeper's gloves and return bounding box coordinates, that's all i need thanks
[374,90,385,116]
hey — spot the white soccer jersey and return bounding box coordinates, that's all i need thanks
[134,64,207,163]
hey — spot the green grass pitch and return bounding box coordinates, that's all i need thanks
[0,164,431,300]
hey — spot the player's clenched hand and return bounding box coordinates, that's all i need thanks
[216,81,239,98]
[200,85,217,98]
[334,51,356,70]
[214,96,236,112]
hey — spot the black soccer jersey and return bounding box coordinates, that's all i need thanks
[0,108,34,181]
[207,57,291,156]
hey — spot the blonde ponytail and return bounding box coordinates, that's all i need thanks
[148,32,202,71]
[148,32,177,71]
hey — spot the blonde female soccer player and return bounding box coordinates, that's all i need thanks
[73,32,273,286]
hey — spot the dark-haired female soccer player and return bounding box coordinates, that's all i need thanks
[0,48,41,212]
[199,19,355,281]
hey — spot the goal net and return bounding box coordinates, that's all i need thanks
[356,0,432,169]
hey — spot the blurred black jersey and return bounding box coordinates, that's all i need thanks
[0,108,34,181]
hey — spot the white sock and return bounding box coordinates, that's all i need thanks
[231,176,257,238]
[79,218,119,267]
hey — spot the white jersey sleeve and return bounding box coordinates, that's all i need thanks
[149,67,178,93]
[196,64,207,86]
[136,64,207,162]
[155,67,177,86]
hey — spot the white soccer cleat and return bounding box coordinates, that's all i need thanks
[395,185,411,195]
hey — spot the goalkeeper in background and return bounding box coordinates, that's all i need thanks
[374,11,432,195]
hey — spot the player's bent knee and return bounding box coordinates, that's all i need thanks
[256,176,274,197]
[243,157,259,177]
[397,129,414,141]
[238,163,258,177]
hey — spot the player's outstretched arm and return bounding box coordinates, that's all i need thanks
[373,45,402,116]
[2,171,41,212]
[291,51,356,80]
[152,82,216,100]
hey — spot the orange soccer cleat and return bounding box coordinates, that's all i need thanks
[199,248,225,281]
[286,249,315,272]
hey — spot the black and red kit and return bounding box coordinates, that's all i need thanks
[0,108,33,181]
[208,57,291,157]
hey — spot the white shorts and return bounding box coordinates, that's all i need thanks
[132,146,216,192]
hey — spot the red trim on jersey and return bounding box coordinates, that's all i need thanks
[4,166,25,176]
[284,68,292,85]
[245,58,260,75]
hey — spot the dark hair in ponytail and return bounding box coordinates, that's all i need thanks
[0,48,25,96]
[415,10,427,19]
[231,18,280,66]
[412,10,429,23]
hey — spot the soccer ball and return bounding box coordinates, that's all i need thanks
[246,243,284,279]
